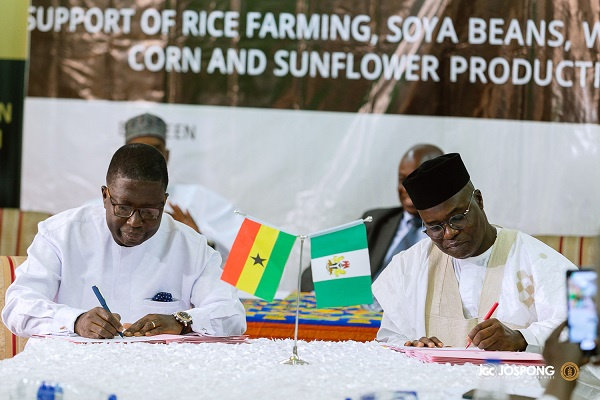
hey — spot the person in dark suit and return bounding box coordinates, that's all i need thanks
[301,144,443,292]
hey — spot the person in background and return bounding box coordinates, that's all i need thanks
[374,153,575,352]
[124,113,243,264]
[2,144,246,339]
[301,144,443,292]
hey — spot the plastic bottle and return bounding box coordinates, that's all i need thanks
[473,359,509,400]
[9,378,117,400]
[346,391,418,400]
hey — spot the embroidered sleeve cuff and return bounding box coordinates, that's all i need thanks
[53,306,87,334]
[187,309,214,336]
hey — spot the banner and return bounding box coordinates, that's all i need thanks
[0,1,28,207]
[19,1,600,290]
[26,1,600,122]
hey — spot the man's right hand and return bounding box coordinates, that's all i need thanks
[404,336,444,347]
[74,307,124,339]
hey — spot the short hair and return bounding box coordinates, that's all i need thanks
[106,144,168,190]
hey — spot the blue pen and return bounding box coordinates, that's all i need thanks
[91,285,124,338]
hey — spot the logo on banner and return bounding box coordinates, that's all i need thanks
[326,255,350,277]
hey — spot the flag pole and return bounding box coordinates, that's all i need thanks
[281,235,309,365]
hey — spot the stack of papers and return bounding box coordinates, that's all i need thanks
[387,346,545,366]
[34,333,249,344]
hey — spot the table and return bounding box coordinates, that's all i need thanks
[242,293,381,341]
[0,338,546,400]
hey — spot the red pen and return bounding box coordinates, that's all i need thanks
[465,301,499,349]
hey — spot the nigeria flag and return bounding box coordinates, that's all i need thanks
[309,221,373,308]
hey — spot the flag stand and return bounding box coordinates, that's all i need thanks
[280,235,309,365]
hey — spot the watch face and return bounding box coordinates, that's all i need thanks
[178,311,192,321]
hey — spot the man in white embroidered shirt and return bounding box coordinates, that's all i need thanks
[2,144,246,339]
[373,153,575,352]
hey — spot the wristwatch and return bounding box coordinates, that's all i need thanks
[172,311,193,327]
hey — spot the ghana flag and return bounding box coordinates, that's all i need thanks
[221,218,296,301]
[310,221,372,308]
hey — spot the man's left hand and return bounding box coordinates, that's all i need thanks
[123,314,184,337]
[467,318,527,351]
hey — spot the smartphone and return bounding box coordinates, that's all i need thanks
[567,269,598,352]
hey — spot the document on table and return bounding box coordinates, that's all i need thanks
[33,333,249,344]
[386,345,545,365]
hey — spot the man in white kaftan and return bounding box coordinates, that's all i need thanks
[374,229,574,353]
[2,144,246,339]
[373,153,575,353]
[2,205,246,337]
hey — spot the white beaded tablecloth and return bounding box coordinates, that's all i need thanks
[0,338,544,400]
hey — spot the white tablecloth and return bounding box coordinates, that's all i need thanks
[0,339,545,400]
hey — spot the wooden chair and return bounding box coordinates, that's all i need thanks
[0,208,51,256]
[0,256,28,359]
[534,235,599,267]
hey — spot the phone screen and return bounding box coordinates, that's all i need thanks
[567,269,598,351]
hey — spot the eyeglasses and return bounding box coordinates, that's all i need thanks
[104,186,165,221]
[422,189,476,240]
